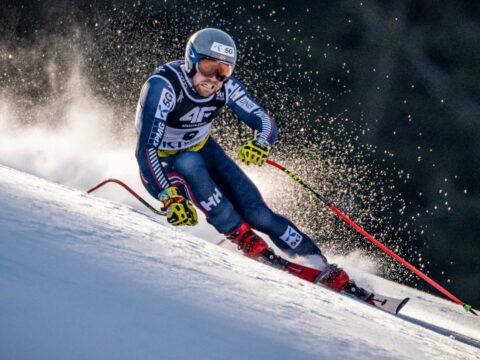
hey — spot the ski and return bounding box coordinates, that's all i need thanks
[342,280,410,314]
[367,293,410,314]
[218,239,410,315]
[86,178,409,314]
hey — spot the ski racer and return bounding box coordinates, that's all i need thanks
[134,28,349,291]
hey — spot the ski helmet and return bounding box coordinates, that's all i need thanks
[184,28,237,77]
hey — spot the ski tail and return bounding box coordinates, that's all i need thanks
[343,281,409,314]
[367,294,410,315]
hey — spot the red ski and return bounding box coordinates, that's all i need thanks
[218,239,410,315]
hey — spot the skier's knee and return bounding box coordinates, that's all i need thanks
[173,152,206,179]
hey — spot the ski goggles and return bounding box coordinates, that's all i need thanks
[196,58,234,81]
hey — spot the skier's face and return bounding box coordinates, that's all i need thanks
[191,71,223,97]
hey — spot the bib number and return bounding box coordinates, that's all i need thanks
[183,131,199,141]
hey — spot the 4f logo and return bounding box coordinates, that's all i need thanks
[180,106,216,123]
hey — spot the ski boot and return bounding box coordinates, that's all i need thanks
[226,222,269,258]
[315,263,350,292]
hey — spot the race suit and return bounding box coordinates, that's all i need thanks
[135,60,321,256]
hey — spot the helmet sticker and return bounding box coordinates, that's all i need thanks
[188,47,196,60]
[210,42,235,57]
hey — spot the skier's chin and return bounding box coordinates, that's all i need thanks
[195,81,218,97]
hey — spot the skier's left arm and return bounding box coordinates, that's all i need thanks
[225,77,278,166]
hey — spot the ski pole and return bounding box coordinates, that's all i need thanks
[266,159,477,315]
[87,178,164,215]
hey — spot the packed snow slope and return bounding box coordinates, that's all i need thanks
[0,165,479,360]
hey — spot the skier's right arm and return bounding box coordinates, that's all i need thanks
[135,76,198,226]
[135,75,176,193]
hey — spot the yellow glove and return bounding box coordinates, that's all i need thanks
[159,186,198,226]
[238,138,271,166]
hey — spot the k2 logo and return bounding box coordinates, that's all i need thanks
[180,106,217,123]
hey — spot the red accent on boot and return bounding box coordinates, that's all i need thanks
[285,263,323,282]
[366,294,375,305]
[226,222,269,258]
[318,265,350,292]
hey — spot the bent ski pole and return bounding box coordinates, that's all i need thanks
[266,159,477,315]
[87,179,164,215]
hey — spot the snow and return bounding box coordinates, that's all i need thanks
[0,164,479,360]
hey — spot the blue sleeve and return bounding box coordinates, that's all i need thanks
[225,77,278,145]
[134,75,176,193]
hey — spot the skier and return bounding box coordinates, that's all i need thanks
[134,28,349,291]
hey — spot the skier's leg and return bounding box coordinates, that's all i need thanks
[201,138,321,256]
[200,138,350,291]
[138,157,192,200]
[138,149,268,257]
[167,151,242,233]
[172,150,270,257]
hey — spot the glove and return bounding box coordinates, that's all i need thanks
[159,186,198,226]
[238,138,271,166]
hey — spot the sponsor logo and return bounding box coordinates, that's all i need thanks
[280,226,303,249]
[236,96,258,113]
[224,79,245,101]
[200,187,223,211]
[188,47,196,60]
[161,139,197,149]
[216,91,225,101]
[180,122,206,128]
[180,106,217,123]
[152,121,166,147]
[210,42,235,57]
[155,88,174,120]
[177,90,184,104]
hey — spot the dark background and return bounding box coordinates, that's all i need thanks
[1,1,479,305]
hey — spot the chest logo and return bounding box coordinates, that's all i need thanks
[180,106,217,123]
[177,90,184,104]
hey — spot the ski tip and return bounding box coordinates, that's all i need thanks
[395,297,410,314]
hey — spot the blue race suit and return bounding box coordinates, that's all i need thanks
[135,60,321,256]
